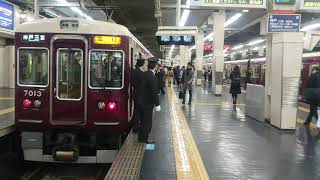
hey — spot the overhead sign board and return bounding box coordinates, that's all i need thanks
[275,0,295,4]
[267,14,301,33]
[201,0,266,8]
[0,0,14,31]
[156,35,195,45]
[302,0,320,9]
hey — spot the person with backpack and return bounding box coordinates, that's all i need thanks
[230,65,241,105]
[304,66,320,127]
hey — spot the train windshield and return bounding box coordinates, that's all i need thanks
[89,50,124,88]
[18,48,48,86]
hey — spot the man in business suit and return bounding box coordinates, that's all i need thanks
[131,59,145,133]
[138,57,161,143]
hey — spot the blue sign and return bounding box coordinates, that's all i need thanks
[268,14,301,33]
[275,0,295,4]
[156,35,195,45]
[0,0,14,31]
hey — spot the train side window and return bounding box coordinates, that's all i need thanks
[18,48,49,87]
[57,48,83,100]
[89,50,124,89]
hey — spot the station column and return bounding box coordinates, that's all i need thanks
[196,30,204,85]
[212,10,225,95]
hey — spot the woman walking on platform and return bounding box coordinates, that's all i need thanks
[230,65,241,105]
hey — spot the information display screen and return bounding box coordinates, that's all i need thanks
[0,0,14,31]
[275,0,295,4]
[203,0,263,5]
[268,14,301,33]
[156,35,195,45]
[304,0,320,7]
[21,34,46,42]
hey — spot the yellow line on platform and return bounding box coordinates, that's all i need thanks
[0,97,14,100]
[298,106,309,113]
[0,107,14,116]
[193,102,246,106]
[167,87,210,180]
[297,118,317,129]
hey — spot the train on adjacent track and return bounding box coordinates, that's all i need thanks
[15,18,152,163]
[224,52,320,98]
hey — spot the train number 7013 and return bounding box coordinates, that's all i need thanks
[24,90,42,97]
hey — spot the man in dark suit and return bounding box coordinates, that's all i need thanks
[131,59,145,133]
[138,57,161,143]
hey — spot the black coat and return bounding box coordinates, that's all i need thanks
[230,71,241,95]
[305,72,320,104]
[140,70,160,109]
[131,67,144,103]
[156,69,166,88]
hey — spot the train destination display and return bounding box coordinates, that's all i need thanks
[304,0,320,7]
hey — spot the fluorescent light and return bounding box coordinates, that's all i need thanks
[225,13,242,27]
[252,46,259,51]
[179,10,190,26]
[246,39,265,46]
[189,45,196,51]
[204,32,213,41]
[170,45,175,52]
[56,0,93,20]
[301,23,320,31]
[242,10,249,13]
[46,9,61,18]
[232,45,244,50]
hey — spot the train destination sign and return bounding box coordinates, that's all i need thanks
[21,34,46,42]
[0,0,14,31]
[201,0,266,8]
[267,14,301,33]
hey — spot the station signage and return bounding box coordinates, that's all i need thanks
[204,43,232,51]
[275,0,295,4]
[156,35,195,45]
[201,0,266,8]
[303,0,320,8]
[267,14,301,33]
[0,0,14,31]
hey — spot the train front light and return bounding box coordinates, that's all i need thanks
[23,99,32,108]
[107,102,117,112]
[98,102,105,110]
[34,100,41,108]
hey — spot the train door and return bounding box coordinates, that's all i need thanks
[50,36,87,125]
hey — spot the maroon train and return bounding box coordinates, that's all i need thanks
[15,18,152,163]
[224,52,320,98]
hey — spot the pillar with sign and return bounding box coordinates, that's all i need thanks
[212,10,225,95]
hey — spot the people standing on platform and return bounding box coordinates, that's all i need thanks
[208,68,212,82]
[230,65,241,105]
[245,68,252,90]
[202,68,207,82]
[167,67,174,87]
[304,66,320,126]
[179,66,185,86]
[182,62,195,105]
[139,57,161,143]
[156,64,166,95]
[131,59,145,133]
[174,66,181,86]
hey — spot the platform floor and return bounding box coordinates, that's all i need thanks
[0,89,14,137]
[139,83,320,180]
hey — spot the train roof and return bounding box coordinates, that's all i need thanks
[15,17,153,56]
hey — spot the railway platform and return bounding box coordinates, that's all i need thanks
[106,83,320,180]
[0,88,15,137]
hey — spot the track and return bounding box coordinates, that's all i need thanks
[20,163,110,180]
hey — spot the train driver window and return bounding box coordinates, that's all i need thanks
[90,50,124,88]
[18,48,48,86]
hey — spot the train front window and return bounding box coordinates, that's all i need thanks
[89,50,124,88]
[57,48,83,100]
[18,48,48,86]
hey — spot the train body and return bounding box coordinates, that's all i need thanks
[15,18,152,163]
[224,52,320,98]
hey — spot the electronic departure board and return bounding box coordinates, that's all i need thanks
[304,0,320,7]
[156,35,195,45]
[203,0,263,5]
[274,0,295,4]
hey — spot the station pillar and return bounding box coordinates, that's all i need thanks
[270,33,304,129]
[212,10,225,95]
[196,30,204,85]
[180,46,187,67]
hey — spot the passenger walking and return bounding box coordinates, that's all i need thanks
[230,65,241,105]
[156,64,166,95]
[167,67,174,87]
[174,66,181,86]
[131,59,145,133]
[182,62,195,105]
[304,66,320,126]
[139,57,161,143]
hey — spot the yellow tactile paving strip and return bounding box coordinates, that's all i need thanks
[0,107,14,116]
[167,87,210,180]
[0,97,14,100]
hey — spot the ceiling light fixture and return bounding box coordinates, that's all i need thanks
[242,10,249,13]
[179,9,190,26]
[252,46,259,51]
[301,23,320,31]
[56,0,93,20]
[189,45,196,51]
[232,45,244,50]
[170,45,175,52]
[45,9,61,18]
[246,39,265,46]
[225,13,242,27]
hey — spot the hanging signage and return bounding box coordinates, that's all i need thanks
[267,14,301,33]
[275,0,295,4]
[201,0,266,8]
[156,35,195,45]
[0,0,14,31]
[303,0,320,8]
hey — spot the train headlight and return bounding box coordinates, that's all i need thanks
[23,99,32,108]
[107,102,117,112]
[34,100,41,108]
[98,102,105,110]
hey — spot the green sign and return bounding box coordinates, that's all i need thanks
[304,0,320,7]
[204,0,263,5]
[275,0,295,4]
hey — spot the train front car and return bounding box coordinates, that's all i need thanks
[15,18,150,163]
